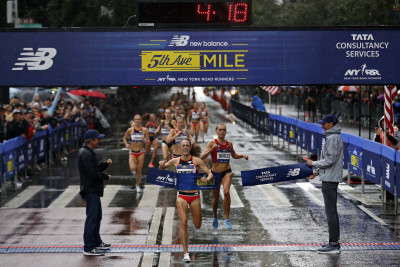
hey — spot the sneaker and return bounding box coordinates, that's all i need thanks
[96,242,111,250]
[317,244,341,254]
[224,219,232,229]
[183,253,191,262]
[148,162,154,168]
[83,248,105,256]
[212,217,218,229]
[136,186,141,193]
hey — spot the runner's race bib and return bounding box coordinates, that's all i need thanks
[217,148,230,163]
[131,132,143,143]
[175,133,186,144]
[149,127,157,134]
[161,127,170,135]
[192,113,200,120]
[176,164,196,173]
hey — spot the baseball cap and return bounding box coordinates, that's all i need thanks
[317,114,337,125]
[84,129,105,139]
[12,109,21,114]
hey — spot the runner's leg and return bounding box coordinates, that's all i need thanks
[177,197,190,254]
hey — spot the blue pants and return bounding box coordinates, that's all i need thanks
[83,193,102,251]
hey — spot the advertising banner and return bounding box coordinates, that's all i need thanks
[3,138,17,181]
[306,124,319,154]
[35,130,47,161]
[146,168,176,188]
[348,135,363,176]
[241,163,313,186]
[341,132,350,169]
[396,150,400,197]
[287,117,297,144]
[1,30,399,86]
[269,114,277,136]
[297,120,308,150]
[361,139,382,185]
[381,145,395,194]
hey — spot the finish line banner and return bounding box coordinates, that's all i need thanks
[146,168,220,190]
[1,30,400,86]
[241,163,313,186]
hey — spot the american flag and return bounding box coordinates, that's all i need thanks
[384,85,398,135]
[260,86,279,95]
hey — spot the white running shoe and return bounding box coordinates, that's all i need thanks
[136,186,141,193]
[183,253,191,262]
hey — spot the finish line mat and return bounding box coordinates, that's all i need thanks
[1,243,400,253]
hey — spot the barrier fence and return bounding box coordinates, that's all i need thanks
[0,122,85,192]
[230,100,399,212]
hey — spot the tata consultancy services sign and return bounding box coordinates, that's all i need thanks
[0,29,399,86]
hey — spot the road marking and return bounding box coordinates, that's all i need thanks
[1,185,44,209]
[139,185,160,207]
[338,184,380,206]
[143,207,163,266]
[101,185,121,207]
[159,207,175,267]
[296,182,324,206]
[357,205,388,226]
[48,185,80,208]
[220,185,244,208]
[257,184,292,206]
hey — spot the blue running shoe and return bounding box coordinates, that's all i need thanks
[212,217,218,229]
[224,219,232,229]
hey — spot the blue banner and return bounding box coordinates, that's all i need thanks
[362,139,382,185]
[297,120,308,150]
[16,139,27,172]
[381,146,396,194]
[26,140,35,165]
[269,114,277,136]
[1,30,399,86]
[348,135,363,176]
[277,116,283,138]
[146,168,220,190]
[35,130,47,161]
[3,138,17,181]
[396,151,400,197]
[146,168,176,188]
[0,143,3,184]
[341,133,350,169]
[241,163,313,186]
[306,124,319,154]
[176,172,221,190]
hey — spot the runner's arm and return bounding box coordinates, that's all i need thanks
[200,141,216,160]
[194,157,213,181]
[123,128,131,148]
[230,142,249,160]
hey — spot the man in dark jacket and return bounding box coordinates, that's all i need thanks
[79,129,112,256]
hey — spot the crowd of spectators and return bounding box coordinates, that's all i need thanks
[0,91,118,144]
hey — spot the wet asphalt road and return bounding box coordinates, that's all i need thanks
[1,88,400,266]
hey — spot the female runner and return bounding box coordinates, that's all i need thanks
[200,123,248,229]
[144,113,160,168]
[159,139,213,263]
[167,117,194,158]
[187,102,201,143]
[160,109,176,161]
[123,114,150,192]
[199,103,210,143]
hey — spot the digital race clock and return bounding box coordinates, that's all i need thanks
[137,0,252,26]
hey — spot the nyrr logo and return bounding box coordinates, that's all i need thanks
[344,64,381,79]
[12,48,57,71]
[168,35,190,47]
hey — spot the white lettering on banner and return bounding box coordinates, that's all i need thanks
[168,35,190,46]
[335,34,389,59]
[366,159,376,175]
[156,174,175,183]
[385,163,390,179]
[256,171,277,181]
[286,168,300,177]
[12,48,57,70]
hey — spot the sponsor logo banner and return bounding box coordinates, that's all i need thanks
[241,163,313,186]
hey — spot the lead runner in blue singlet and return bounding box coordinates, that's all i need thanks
[123,114,150,193]
[159,139,213,263]
[201,123,248,229]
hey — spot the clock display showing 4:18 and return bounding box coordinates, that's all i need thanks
[196,2,249,23]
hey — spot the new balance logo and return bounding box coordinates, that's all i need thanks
[168,35,189,46]
[286,168,300,177]
[12,48,57,70]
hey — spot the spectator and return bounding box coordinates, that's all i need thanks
[30,93,44,108]
[4,104,13,122]
[374,116,400,148]
[0,106,5,142]
[251,95,266,112]
[6,109,28,140]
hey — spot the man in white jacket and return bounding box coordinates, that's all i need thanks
[307,114,343,254]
